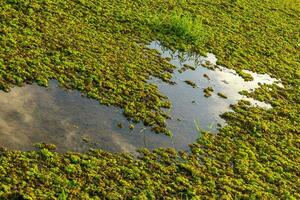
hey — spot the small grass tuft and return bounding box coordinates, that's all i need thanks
[150,11,209,47]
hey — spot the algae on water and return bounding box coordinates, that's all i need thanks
[0,0,299,199]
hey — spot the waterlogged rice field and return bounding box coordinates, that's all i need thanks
[0,0,299,199]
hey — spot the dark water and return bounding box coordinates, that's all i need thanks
[0,41,282,153]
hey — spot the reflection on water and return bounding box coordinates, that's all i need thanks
[147,40,282,140]
[0,81,177,154]
[0,41,282,154]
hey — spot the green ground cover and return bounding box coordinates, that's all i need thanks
[0,0,299,199]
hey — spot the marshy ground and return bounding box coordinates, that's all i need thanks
[0,41,281,154]
[0,0,299,199]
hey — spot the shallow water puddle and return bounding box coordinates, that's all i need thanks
[0,81,178,154]
[147,41,282,135]
[0,41,282,154]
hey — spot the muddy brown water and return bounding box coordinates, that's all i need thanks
[0,41,282,154]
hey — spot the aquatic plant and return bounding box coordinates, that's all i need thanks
[202,61,217,70]
[217,92,228,99]
[0,0,178,135]
[129,124,135,130]
[178,64,196,73]
[184,80,197,88]
[203,87,214,97]
[183,64,196,71]
[203,74,210,80]
[0,0,299,199]
[236,70,254,81]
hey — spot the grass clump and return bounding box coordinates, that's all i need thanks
[217,92,228,99]
[149,11,209,49]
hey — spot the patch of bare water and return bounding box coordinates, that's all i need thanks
[0,81,176,155]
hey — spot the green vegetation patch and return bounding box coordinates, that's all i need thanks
[184,80,197,88]
[217,92,227,99]
[178,64,196,73]
[0,0,178,135]
[203,86,214,97]
[0,0,299,199]
[149,11,209,51]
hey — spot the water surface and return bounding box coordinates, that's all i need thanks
[0,82,176,154]
[146,41,282,139]
[0,41,282,153]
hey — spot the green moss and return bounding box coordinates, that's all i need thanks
[0,0,299,199]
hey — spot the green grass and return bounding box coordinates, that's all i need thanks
[149,11,208,47]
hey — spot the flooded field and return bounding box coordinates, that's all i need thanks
[0,41,282,154]
[0,1,297,198]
